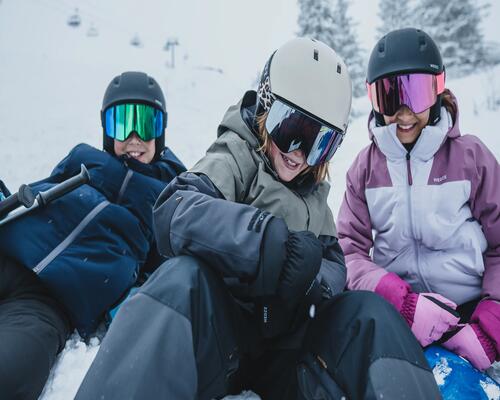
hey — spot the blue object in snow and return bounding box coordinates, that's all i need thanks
[108,287,140,320]
[425,345,500,400]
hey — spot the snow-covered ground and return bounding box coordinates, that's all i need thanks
[1,1,500,399]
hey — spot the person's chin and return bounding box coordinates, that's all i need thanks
[277,165,301,182]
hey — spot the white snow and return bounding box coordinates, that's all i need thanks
[39,335,100,400]
[480,379,500,400]
[433,357,452,386]
[0,0,500,399]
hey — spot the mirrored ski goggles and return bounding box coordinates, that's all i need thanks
[367,72,445,116]
[265,98,345,166]
[104,103,166,142]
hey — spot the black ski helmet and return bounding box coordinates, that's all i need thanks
[367,28,445,126]
[101,71,167,161]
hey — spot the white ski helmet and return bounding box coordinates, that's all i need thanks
[257,37,352,133]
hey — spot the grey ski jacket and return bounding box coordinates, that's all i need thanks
[153,91,346,304]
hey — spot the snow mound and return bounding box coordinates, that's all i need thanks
[39,334,100,400]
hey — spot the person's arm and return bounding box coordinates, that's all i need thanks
[153,184,286,296]
[443,137,500,370]
[337,156,388,291]
[467,137,500,301]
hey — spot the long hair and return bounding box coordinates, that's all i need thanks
[255,112,329,183]
[441,89,457,121]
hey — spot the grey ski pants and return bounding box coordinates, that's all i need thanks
[76,255,441,400]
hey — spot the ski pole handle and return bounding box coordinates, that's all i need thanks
[0,184,35,219]
[37,164,90,206]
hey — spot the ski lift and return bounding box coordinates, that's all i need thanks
[130,34,142,48]
[67,8,81,28]
[164,37,179,51]
[87,24,99,37]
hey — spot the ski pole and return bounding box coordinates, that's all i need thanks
[0,164,90,227]
[0,184,36,220]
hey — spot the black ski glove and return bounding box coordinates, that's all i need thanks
[277,231,323,306]
[260,230,323,338]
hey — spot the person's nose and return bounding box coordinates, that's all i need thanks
[395,106,415,121]
[127,132,141,144]
[291,149,306,161]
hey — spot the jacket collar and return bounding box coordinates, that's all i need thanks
[370,107,453,161]
[117,147,186,182]
[367,90,462,161]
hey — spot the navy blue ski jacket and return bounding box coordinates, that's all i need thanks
[0,143,186,337]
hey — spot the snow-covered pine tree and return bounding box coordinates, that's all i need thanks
[414,0,488,76]
[377,0,415,37]
[297,0,337,49]
[297,0,365,97]
[330,0,365,97]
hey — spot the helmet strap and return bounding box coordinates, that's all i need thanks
[427,95,442,126]
[374,110,386,127]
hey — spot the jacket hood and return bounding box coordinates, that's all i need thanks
[217,90,261,147]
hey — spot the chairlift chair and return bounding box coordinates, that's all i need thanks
[67,9,81,27]
[130,34,142,47]
[87,24,99,37]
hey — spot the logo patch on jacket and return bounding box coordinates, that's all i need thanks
[433,175,447,183]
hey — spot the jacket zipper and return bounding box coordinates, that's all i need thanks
[406,153,413,186]
[405,153,428,291]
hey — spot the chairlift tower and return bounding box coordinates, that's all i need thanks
[164,38,179,68]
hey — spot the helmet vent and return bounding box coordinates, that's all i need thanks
[378,42,385,55]
[419,34,427,51]
[337,63,341,74]
[313,49,319,61]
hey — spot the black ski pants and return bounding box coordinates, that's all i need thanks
[76,256,441,400]
[0,254,70,400]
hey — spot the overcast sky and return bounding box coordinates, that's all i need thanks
[8,0,497,85]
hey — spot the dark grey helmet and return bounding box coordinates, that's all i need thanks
[367,28,444,83]
[101,71,167,160]
[367,28,445,126]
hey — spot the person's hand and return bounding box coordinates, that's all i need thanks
[375,273,459,346]
[401,292,460,347]
[276,231,322,306]
[259,230,322,338]
[442,323,496,371]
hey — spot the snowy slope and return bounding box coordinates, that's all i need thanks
[1,1,500,399]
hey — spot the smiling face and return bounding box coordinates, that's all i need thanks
[113,132,156,164]
[383,106,430,144]
[268,139,309,182]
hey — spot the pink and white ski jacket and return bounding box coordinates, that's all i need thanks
[337,97,500,305]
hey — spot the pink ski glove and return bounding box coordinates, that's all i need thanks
[375,273,460,347]
[443,299,500,371]
[442,323,495,371]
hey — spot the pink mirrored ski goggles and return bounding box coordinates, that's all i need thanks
[367,71,445,116]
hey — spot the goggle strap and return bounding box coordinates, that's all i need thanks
[436,71,445,95]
